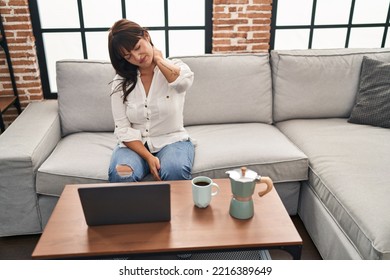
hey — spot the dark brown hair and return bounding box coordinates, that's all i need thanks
[108,19,150,102]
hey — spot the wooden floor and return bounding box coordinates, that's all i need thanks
[0,215,322,260]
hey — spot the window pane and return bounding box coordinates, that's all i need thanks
[385,32,390,48]
[276,0,313,25]
[37,0,79,28]
[349,27,384,48]
[43,33,84,92]
[168,0,205,26]
[353,0,389,24]
[148,31,167,57]
[125,0,165,27]
[274,29,310,50]
[312,28,347,49]
[169,30,205,56]
[315,0,351,25]
[82,0,122,28]
[86,32,110,60]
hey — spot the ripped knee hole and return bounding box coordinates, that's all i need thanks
[116,165,133,176]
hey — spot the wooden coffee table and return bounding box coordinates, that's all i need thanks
[32,179,302,259]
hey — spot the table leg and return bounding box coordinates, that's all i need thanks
[280,245,302,260]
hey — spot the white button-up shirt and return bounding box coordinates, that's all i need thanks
[110,59,194,153]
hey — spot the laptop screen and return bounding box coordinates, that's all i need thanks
[78,183,171,226]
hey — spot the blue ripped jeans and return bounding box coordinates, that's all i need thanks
[108,140,195,182]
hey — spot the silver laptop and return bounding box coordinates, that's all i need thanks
[78,183,171,226]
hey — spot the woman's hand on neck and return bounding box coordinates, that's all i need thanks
[152,47,181,83]
[153,47,164,64]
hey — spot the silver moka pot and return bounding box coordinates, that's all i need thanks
[226,167,274,219]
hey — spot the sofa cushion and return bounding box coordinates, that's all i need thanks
[186,123,308,182]
[173,54,273,126]
[276,118,390,259]
[36,132,117,196]
[348,56,390,128]
[271,48,390,122]
[57,60,115,136]
[37,124,308,202]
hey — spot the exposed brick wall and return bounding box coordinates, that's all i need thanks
[213,0,272,53]
[0,0,43,128]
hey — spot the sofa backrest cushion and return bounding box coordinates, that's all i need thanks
[173,54,273,126]
[271,48,390,122]
[57,60,115,136]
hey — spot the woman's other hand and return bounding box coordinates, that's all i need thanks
[147,155,161,181]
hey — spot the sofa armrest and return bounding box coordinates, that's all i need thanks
[0,100,60,236]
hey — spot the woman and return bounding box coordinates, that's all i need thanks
[107,19,195,182]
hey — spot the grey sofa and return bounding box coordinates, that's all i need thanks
[0,49,389,260]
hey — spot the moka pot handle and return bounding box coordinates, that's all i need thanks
[257,176,273,197]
